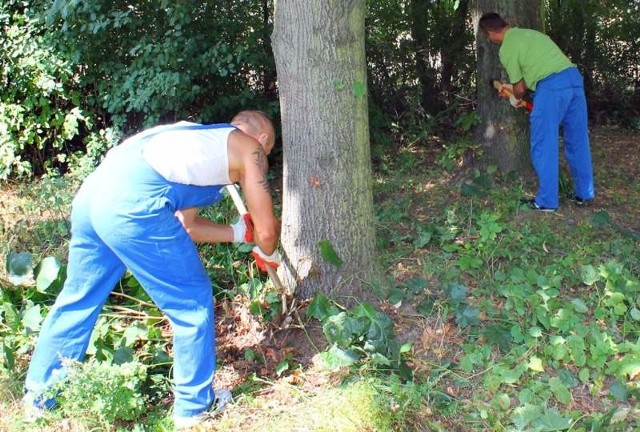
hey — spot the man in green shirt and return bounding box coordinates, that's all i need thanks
[479,12,595,211]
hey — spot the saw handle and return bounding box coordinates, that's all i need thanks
[225,184,287,295]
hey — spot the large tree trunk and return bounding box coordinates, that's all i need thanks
[272,0,379,300]
[473,0,541,174]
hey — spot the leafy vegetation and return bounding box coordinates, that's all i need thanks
[2,128,638,430]
[1,0,639,430]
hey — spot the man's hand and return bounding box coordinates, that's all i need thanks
[251,246,281,272]
[497,83,528,109]
[231,213,254,243]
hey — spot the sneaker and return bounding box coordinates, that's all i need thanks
[571,195,593,206]
[520,198,556,212]
[23,395,47,424]
[174,389,233,430]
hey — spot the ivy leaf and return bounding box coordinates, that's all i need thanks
[614,356,640,379]
[456,305,480,327]
[481,324,512,352]
[444,283,468,305]
[275,361,289,376]
[528,356,545,373]
[6,251,33,285]
[608,380,629,402]
[511,403,542,430]
[319,345,360,369]
[323,312,365,348]
[591,210,612,228]
[579,264,599,286]
[352,80,366,99]
[404,276,429,294]
[570,298,589,313]
[317,240,343,268]
[22,304,43,332]
[35,256,62,292]
[460,182,487,197]
[1,343,16,371]
[549,377,572,405]
[416,295,437,315]
[307,293,338,322]
[536,406,572,430]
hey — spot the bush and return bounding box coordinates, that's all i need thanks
[53,358,148,426]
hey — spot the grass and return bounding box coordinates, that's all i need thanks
[1,127,639,431]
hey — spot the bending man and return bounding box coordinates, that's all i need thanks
[23,110,281,429]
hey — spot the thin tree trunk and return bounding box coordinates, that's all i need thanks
[272,0,379,300]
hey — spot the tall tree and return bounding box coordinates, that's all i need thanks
[272,0,379,299]
[473,0,542,173]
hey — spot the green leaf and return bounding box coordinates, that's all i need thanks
[608,380,629,402]
[404,277,429,294]
[416,295,437,315]
[35,256,62,292]
[307,293,338,322]
[579,264,600,286]
[317,240,343,268]
[570,298,589,313]
[460,182,488,197]
[456,305,480,327]
[22,304,43,332]
[591,210,612,228]
[511,403,542,429]
[614,356,640,379]
[319,345,360,369]
[444,283,468,305]
[386,287,406,306]
[537,406,572,430]
[527,356,544,373]
[481,325,512,352]
[549,377,572,405]
[322,312,365,348]
[352,80,366,99]
[1,343,16,371]
[122,322,148,347]
[6,251,33,285]
[275,361,289,376]
[399,342,412,354]
[492,393,511,411]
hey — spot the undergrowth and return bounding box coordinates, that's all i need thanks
[1,131,640,431]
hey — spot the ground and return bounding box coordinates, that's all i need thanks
[206,126,639,429]
[1,126,638,431]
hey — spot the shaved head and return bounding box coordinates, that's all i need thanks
[231,110,276,150]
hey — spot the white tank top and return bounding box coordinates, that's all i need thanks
[140,122,234,186]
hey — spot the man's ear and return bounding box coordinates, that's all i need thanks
[257,132,268,146]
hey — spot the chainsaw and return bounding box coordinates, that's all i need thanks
[490,79,533,112]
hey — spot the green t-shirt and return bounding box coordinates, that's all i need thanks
[499,27,574,91]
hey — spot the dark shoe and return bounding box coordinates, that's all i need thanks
[520,198,556,212]
[174,389,233,430]
[571,195,592,206]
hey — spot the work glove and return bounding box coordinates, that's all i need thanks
[251,246,281,272]
[230,213,254,243]
[498,83,526,109]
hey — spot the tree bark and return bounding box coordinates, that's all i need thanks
[473,0,541,174]
[272,0,379,300]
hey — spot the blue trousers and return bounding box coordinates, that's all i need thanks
[25,138,223,419]
[529,67,595,209]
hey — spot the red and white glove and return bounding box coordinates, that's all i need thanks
[251,246,281,272]
[498,83,527,109]
[231,213,254,243]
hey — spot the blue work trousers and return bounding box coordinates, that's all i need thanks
[25,137,223,419]
[529,67,595,208]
